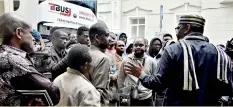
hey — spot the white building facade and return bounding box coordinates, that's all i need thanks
[97,0,233,45]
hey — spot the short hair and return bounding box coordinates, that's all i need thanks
[51,29,64,38]
[218,44,225,48]
[50,27,62,35]
[190,25,204,34]
[180,23,204,34]
[133,38,147,45]
[67,44,92,70]
[66,39,77,49]
[119,33,127,38]
[0,13,30,44]
[89,20,108,42]
[115,40,125,47]
[163,34,173,39]
[77,26,89,36]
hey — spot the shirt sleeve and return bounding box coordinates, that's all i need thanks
[139,49,172,91]
[91,57,110,106]
[117,59,127,89]
[10,65,60,105]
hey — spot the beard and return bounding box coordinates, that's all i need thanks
[99,43,108,50]
[116,50,124,55]
[134,50,144,58]
[21,42,34,54]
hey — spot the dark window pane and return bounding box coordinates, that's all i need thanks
[13,0,20,11]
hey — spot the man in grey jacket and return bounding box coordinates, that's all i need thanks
[118,38,157,106]
[84,20,111,106]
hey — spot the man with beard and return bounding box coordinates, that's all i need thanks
[0,13,60,106]
[125,15,232,106]
[76,26,90,47]
[148,37,162,58]
[118,38,156,106]
[84,20,111,106]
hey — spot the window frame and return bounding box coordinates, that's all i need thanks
[127,16,146,39]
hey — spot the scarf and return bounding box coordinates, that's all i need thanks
[181,35,230,91]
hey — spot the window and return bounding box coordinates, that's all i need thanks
[130,18,145,39]
[13,0,20,11]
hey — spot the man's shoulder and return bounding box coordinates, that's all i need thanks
[75,76,99,94]
[90,49,109,61]
[0,50,31,68]
[0,49,33,79]
[145,55,155,60]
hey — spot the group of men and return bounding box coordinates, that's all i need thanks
[0,12,233,106]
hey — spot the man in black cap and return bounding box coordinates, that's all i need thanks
[124,14,232,106]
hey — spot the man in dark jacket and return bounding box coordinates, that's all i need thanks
[124,14,233,106]
[148,37,162,58]
[0,13,60,106]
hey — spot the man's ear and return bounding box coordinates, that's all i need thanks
[94,34,100,42]
[15,27,23,40]
[184,24,191,35]
[226,41,230,47]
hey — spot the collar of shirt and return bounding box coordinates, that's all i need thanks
[1,45,27,58]
[66,67,91,83]
[90,45,104,53]
[115,53,123,61]
[187,32,203,36]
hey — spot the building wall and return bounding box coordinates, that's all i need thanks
[97,0,233,45]
[0,1,5,16]
[201,0,233,45]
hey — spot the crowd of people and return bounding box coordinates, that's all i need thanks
[0,12,233,106]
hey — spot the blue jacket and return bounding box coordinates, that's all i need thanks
[139,32,233,106]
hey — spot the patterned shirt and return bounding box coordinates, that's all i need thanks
[0,45,32,105]
[0,45,60,106]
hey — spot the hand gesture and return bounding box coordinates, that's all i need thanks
[124,60,143,77]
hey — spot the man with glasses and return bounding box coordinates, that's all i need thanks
[118,38,156,106]
[125,14,232,106]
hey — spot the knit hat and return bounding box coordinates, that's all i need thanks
[179,14,205,27]
[32,29,41,41]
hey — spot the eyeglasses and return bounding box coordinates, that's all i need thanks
[175,26,181,30]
